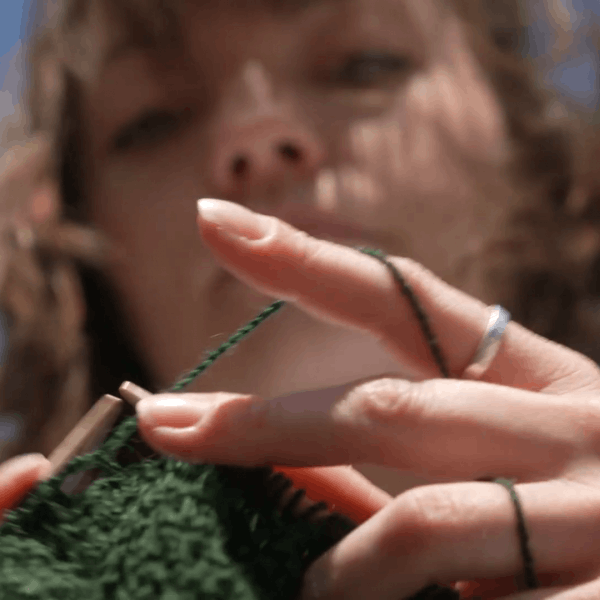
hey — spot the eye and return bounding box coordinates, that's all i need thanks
[112,109,190,153]
[333,51,413,87]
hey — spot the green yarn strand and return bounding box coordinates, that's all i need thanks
[357,247,450,378]
[169,300,285,393]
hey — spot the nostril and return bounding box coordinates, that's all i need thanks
[232,156,249,178]
[278,143,302,162]
[226,141,306,185]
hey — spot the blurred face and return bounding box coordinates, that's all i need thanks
[82,0,517,398]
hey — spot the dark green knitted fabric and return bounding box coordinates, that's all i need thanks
[0,447,457,599]
[0,440,355,600]
[0,249,460,600]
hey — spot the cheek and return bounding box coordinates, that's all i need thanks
[347,98,465,207]
[356,64,509,213]
[345,100,515,286]
[91,142,206,243]
[87,154,228,384]
[405,48,507,166]
[88,149,217,311]
[436,74,505,164]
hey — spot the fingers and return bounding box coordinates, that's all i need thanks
[0,454,51,522]
[274,466,392,524]
[134,378,588,481]
[123,382,390,523]
[457,573,583,600]
[196,199,600,392]
[496,578,600,600]
[299,480,600,600]
[139,391,391,520]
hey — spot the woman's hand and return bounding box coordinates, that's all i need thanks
[0,454,51,523]
[134,199,600,600]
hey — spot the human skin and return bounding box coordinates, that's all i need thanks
[82,0,515,411]
[3,200,600,599]
[0,454,51,523]
[2,3,596,593]
[134,199,600,600]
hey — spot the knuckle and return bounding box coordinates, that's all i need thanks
[377,485,463,559]
[340,378,432,429]
[293,228,328,272]
[403,485,466,534]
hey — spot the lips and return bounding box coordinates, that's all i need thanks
[270,205,376,246]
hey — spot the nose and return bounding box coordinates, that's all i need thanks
[212,117,325,197]
[211,62,324,197]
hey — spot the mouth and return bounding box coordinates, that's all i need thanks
[207,204,392,304]
[270,205,382,249]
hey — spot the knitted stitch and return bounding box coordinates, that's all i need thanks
[0,249,459,600]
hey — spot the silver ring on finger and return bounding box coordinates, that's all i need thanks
[463,305,511,380]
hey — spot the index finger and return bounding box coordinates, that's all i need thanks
[197,199,600,393]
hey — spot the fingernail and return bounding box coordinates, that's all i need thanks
[197,198,274,241]
[136,396,205,430]
[2,453,50,480]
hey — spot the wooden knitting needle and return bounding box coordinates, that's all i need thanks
[45,381,151,479]
[119,381,152,407]
[44,384,149,489]
[46,394,123,479]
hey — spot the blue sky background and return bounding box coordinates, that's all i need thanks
[0,0,43,122]
[0,0,33,56]
[0,0,32,103]
[0,1,25,57]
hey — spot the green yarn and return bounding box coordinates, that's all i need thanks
[0,248,459,600]
[0,457,356,600]
[356,248,449,378]
[493,478,539,590]
[169,301,285,393]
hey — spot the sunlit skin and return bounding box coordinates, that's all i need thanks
[5,5,600,596]
[80,0,518,492]
[4,202,600,599]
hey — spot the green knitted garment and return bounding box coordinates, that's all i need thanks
[0,249,459,600]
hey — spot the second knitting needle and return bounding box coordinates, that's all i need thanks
[47,394,123,479]
[119,381,152,407]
